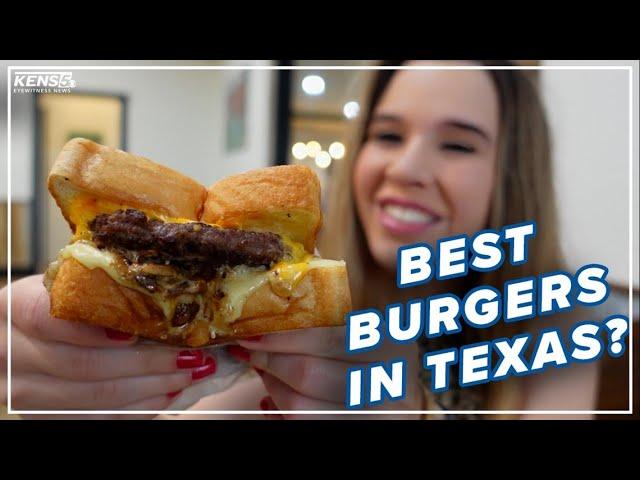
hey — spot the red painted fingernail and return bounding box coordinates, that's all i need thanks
[260,396,272,410]
[105,328,134,340]
[244,335,263,342]
[260,396,282,419]
[260,396,283,419]
[167,390,182,399]
[227,345,251,362]
[177,350,205,369]
[191,356,216,380]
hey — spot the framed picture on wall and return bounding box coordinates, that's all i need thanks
[2,92,37,280]
[2,91,127,280]
[225,71,248,153]
[0,202,34,280]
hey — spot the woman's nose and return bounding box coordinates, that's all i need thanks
[384,136,436,188]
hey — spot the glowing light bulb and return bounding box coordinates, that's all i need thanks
[328,141,345,159]
[315,151,332,169]
[343,101,360,119]
[291,142,307,160]
[302,75,325,96]
[306,141,321,158]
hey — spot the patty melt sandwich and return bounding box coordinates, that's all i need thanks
[43,138,351,346]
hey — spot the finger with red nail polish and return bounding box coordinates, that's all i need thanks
[227,344,251,362]
[191,356,216,380]
[167,390,182,399]
[105,328,134,341]
[260,396,284,419]
[176,350,205,369]
[260,395,276,411]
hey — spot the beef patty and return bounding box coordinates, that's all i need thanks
[88,209,285,279]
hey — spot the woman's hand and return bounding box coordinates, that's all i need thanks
[0,275,218,419]
[227,327,425,419]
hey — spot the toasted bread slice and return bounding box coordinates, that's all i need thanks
[48,138,207,228]
[202,165,321,252]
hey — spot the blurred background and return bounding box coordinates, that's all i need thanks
[0,59,638,417]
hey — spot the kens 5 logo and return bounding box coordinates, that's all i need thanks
[13,72,77,92]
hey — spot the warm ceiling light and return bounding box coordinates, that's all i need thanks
[328,141,345,160]
[301,75,325,96]
[291,142,308,160]
[306,140,321,158]
[343,101,360,119]
[315,151,332,169]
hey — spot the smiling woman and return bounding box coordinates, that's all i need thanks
[353,64,501,273]
[318,60,599,417]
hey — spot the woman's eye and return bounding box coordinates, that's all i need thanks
[374,132,403,143]
[441,143,476,154]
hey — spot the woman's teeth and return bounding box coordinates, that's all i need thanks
[382,204,434,224]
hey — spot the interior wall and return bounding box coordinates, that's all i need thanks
[540,61,639,288]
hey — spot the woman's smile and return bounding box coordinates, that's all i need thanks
[377,197,442,236]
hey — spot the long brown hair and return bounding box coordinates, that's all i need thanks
[320,61,564,412]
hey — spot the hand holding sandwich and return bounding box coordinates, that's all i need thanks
[228,328,424,419]
[1,275,218,417]
[5,138,424,416]
[4,138,353,414]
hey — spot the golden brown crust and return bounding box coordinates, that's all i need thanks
[50,258,350,347]
[48,138,207,226]
[202,164,322,252]
[50,259,169,341]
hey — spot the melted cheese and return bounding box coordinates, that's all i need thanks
[219,265,271,321]
[58,241,180,320]
[219,257,344,323]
